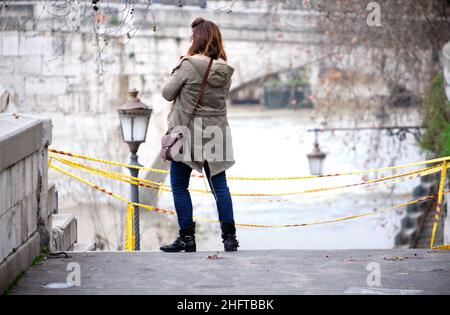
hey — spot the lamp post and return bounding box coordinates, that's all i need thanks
[117,89,152,251]
[306,129,326,175]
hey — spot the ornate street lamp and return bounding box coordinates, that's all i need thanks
[117,89,152,251]
[305,125,423,175]
[307,129,326,175]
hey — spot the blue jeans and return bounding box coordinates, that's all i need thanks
[170,160,234,230]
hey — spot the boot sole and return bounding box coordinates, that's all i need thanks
[160,247,196,253]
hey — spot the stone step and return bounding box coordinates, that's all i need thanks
[47,181,58,216]
[51,214,77,252]
[402,227,417,244]
[394,244,410,249]
[10,249,450,295]
[71,242,96,252]
[408,211,424,220]
[406,211,424,228]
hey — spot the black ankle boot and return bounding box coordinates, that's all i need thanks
[220,221,239,252]
[160,222,196,252]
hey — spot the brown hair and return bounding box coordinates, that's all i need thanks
[187,17,227,61]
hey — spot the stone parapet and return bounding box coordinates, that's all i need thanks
[0,113,52,294]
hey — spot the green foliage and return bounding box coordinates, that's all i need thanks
[265,68,310,91]
[440,123,450,157]
[419,73,450,157]
[3,271,26,295]
[140,74,146,86]
[109,14,119,26]
[265,78,308,91]
[2,250,46,295]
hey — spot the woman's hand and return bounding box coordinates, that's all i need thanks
[170,56,186,75]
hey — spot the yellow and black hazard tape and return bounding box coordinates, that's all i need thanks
[49,160,449,228]
[48,149,450,250]
[49,154,443,197]
[49,148,170,175]
[49,148,450,181]
[430,162,448,249]
[52,154,442,203]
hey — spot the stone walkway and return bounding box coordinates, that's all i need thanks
[10,249,450,295]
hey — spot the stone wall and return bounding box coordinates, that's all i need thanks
[0,113,52,294]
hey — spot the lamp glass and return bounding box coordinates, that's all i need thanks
[308,156,324,175]
[132,115,150,142]
[119,115,133,142]
[119,112,151,144]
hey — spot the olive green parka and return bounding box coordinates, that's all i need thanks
[162,53,235,176]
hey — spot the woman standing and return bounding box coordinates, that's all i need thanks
[160,17,239,253]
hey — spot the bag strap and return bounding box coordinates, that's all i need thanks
[186,57,214,127]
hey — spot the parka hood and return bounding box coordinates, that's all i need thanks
[186,54,234,87]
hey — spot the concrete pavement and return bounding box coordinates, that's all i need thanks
[9,249,450,295]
